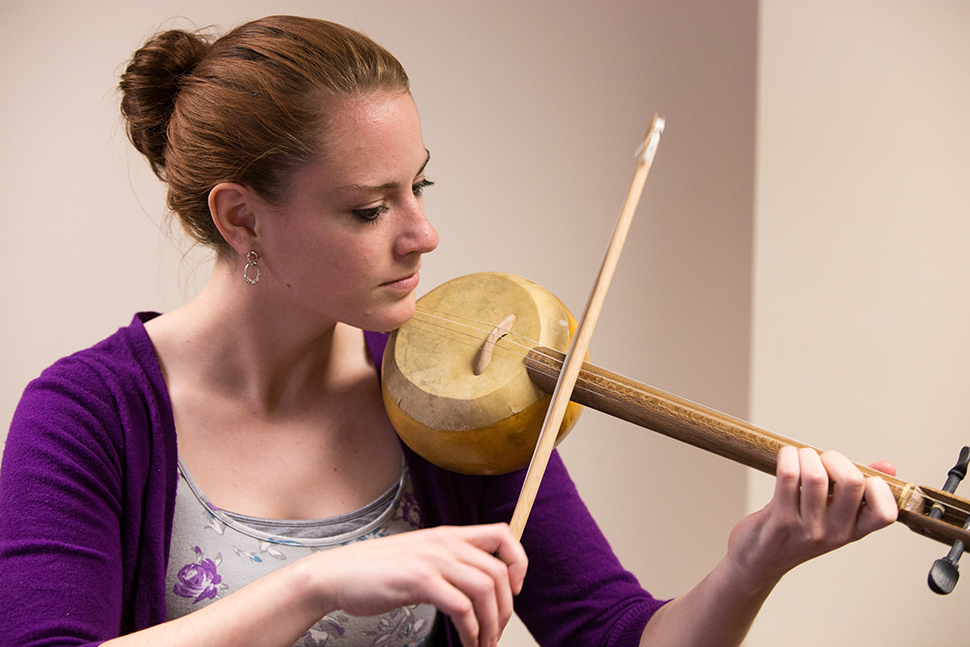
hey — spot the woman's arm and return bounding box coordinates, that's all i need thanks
[106,524,527,647]
[638,447,898,646]
[0,351,525,647]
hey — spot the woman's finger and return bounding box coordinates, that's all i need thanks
[868,460,897,477]
[857,476,899,537]
[772,445,802,519]
[447,524,526,634]
[419,524,527,647]
[796,448,829,525]
[420,525,524,647]
[424,574,483,647]
[819,451,867,541]
[486,525,529,596]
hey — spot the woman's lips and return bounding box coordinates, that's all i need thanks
[382,271,420,292]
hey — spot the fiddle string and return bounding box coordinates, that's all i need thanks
[405,307,970,522]
[410,308,567,381]
[412,307,557,361]
[414,306,551,352]
[408,310,558,376]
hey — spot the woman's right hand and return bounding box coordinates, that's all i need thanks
[305,523,528,647]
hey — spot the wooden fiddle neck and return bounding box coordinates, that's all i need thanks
[524,345,970,547]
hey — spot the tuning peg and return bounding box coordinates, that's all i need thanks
[927,446,970,595]
[929,540,966,594]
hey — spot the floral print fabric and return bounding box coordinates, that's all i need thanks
[166,457,436,646]
[172,545,227,603]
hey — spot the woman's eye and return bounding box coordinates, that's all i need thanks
[353,204,389,222]
[351,180,432,222]
[412,178,435,197]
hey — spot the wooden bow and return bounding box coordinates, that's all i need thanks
[508,115,665,539]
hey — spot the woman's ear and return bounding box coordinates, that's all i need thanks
[209,182,258,256]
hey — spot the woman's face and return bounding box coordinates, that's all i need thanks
[254,90,439,333]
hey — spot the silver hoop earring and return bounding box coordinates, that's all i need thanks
[243,250,260,285]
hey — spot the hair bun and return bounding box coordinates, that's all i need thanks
[119,29,210,178]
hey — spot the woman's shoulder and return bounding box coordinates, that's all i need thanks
[10,312,172,452]
[31,312,163,392]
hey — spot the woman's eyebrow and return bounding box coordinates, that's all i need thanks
[416,149,431,176]
[335,149,431,194]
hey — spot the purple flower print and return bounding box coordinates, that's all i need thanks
[401,491,423,528]
[174,546,224,603]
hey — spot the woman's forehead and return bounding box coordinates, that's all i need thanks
[310,92,426,182]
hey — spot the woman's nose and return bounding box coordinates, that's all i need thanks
[396,202,439,257]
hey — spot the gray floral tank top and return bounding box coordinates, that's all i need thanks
[166,457,438,646]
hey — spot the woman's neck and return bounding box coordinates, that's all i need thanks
[145,260,370,419]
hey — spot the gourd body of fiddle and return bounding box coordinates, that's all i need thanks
[381,272,584,475]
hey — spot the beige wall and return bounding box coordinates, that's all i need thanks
[15,1,966,646]
[749,1,970,645]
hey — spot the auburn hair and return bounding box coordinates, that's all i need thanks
[119,15,410,250]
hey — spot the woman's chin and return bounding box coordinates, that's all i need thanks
[367,295,417,333]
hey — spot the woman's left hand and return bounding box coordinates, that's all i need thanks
[726,446,898,588]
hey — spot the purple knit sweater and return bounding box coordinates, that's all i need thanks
[0,313,665,647]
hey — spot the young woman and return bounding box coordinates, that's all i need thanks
[0,15,898,647]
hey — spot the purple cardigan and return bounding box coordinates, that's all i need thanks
[0,313,665,647]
